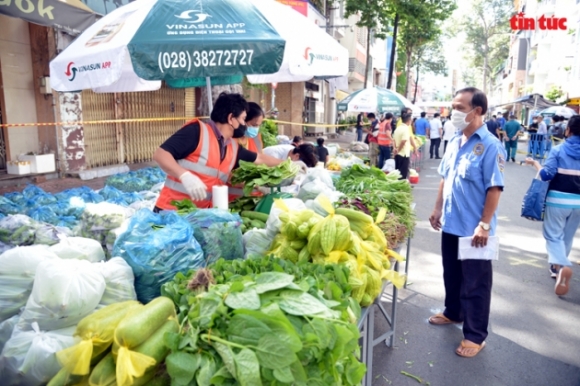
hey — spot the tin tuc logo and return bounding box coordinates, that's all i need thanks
[65,61,112,81]
[303,47,339,65]
[510,12,567,30]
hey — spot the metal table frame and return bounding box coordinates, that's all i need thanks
[357,260,401,386]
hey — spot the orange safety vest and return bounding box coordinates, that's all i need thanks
[156,119,239,210]
[378,121,392,146]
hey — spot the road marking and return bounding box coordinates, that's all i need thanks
[425,175,439,178]
[508,257,544,268]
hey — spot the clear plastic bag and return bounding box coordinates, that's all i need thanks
[265,198,307,238]
[302,168,335,190]
[0,215,39,246]
[80,203,128,232]
[18,258,106,331]
[0,315,19,353]
[49,236,105,262]
[0,322,76,386]
[242,229,273,259]
[0,245,60,322]
[96,258,137,306]
[113,209,204,303]
[297,179,334,201]
[105,219,131,256]
[182,209,244,265]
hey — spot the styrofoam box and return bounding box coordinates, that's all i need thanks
[18,154,55,174]
[7,162,31,175]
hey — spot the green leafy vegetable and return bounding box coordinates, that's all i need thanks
[231,160,298,196]
[171,198,197,215]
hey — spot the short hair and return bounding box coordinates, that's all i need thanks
[509,114,516,119]
[568,115,580,136]
[367,113,376,119]
[246,102,265,122]
[292,136,302,143]
[210,92,248,124]
[434,113,440,118]
[492,115,496,118]
[317,137,324,146]
[420,112,426,118]
[384,113,393,120]
[402,113,413,123]
[455,87,488,115]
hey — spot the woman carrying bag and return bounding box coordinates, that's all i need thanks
[524,115,580,296]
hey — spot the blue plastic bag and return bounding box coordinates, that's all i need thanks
[4,192,26,206]
[0,196,21,215]
[521,176,549,221]
[183,209,244,265]
[27,206,59,225]
[113,209,204,303]
[22,185,45,199]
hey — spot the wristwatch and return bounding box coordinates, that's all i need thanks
[478,221,491,231]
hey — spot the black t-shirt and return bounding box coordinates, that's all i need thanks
[317,146,329,164]
[160,122,257,168]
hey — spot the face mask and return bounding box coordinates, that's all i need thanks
[451,109,474,131]
[231,117,247,138]
[246,126,259,138]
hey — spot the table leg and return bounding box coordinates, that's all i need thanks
[366,305,375,386]
[404,236,411,289]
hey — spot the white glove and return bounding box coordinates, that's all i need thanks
[179,172,207,201]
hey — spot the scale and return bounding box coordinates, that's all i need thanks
[254,175,296,214]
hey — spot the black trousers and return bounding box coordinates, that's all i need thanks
[444,140,450,153]
[430,138,441,158]
[441,232,493,344]
[394,154,410,179]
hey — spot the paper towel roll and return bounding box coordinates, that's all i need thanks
[212,185,229,210]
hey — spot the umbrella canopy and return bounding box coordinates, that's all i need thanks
[337,87,423,116]
[0,0,97,35]
[50,0,287,92]
[539,106,577,119]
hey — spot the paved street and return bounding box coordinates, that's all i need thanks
[372,144,580,386]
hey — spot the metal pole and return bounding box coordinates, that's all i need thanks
[206,77,213,113]
[271,88,276,110]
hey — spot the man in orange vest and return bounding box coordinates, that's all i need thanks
[153,93,283,210]
[377,113,394,169]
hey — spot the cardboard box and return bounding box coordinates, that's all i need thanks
[18,154,55,174]
[7,161,31,175]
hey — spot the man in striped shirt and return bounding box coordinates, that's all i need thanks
[525,115,580,296]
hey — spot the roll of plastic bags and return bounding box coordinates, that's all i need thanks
[0,245,60,322]
[50,237,105,263]
[0,322,75,386]
[0,315,19,353]
[182,209,244,265]
[96,258,137,306]
[242,229,273,259]
[17,259,106,331]
[113,209,204,303]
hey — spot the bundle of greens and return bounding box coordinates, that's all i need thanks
[231,160,298,196]
[259,119,278,148]
[229,196,261,213]
[171,199,197,215]
[161,262,365,386]
[335,165,411,195]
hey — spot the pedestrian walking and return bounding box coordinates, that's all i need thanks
[504,114,521,162]
[378,113,394,169]
[393,113,413,179]
[428,113,443,159]
[442,119,456,153]
[496,113,506,130]
[524,115,580,296]
[366,113,380,167]
[356,112,365,142]
[428,87,506,358]
[415,112,430,136]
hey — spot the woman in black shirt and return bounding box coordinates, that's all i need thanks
[316,138,329,166]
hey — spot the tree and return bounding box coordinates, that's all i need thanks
[545,85,564,102]
[411,39,448,103]
[345,0,392,88]
[459,0,512,93]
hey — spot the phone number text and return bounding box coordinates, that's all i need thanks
[158,50,254,72]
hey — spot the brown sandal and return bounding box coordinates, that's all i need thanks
[428,313,460,325]
[455,340,486,358]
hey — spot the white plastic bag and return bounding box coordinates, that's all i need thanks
[50,237,106,262]
[18,259,106,331]
[0,245,59,322]
[265,198,306,238]
[33,225,72,246]
[0,315,19,353]
[242,229,273,259]
[297,180,335,201]
[96,257,137,306]
[302,168,335,190]
[0,322,75,386]
[382,159,395,172]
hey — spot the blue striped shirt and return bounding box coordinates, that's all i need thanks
[546,190,580,208]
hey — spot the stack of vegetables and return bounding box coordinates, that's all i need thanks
[230,160,299,196]
[267,197,405,307]
[160,257,366,386]
[335,165,415,247]
[49,298,176,386]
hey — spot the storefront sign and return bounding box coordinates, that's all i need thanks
[276,0,307,17]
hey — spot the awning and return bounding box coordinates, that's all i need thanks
[0,0,98,35]
[490,93,559,110]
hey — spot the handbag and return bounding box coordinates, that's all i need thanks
[521,173,549,221]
